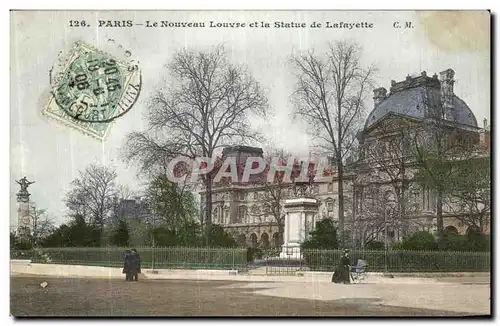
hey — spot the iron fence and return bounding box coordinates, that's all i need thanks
[10,247,248,271]
[10,247,490,274]
[265,248,490,274]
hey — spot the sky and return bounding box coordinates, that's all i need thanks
[10,10,490,225]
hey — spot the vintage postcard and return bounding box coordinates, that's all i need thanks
[10,10,491,317]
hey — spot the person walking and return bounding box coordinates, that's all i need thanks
[331,249,351,284]
[123,249,133,281]
[130,248,141,281]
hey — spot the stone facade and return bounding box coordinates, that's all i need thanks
[201,68,490,248]
[353,68,490,244]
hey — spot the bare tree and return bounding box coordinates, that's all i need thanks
[64,164,118,234]
[122,45,268,241]
[413,113,472,239]
[246,150,290,242]
[290,41,376,244]
[28,204,55,247]
[443,151,490,234]
[360,117,420,238]
[351,182,392,247]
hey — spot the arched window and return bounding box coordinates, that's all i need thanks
[272,232,282,248]
[444,226,459,235]
[237,234,246,246]
[466,225,480,236]
[260,232,270,249]
[250,233,258,248]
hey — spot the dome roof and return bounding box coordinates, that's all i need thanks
[365,73,478,130]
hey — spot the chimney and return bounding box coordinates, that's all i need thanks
[483,118,488,129]
[439,68,455,120]
[373,87,387,108]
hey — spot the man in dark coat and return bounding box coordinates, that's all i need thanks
[130,248,141,281]
[332,249,351,284]
[123,250,133,281]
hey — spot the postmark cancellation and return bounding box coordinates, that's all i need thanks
[43,41,141,140]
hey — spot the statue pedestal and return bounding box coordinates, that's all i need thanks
[279,198,319,259]
[16,198,31,239]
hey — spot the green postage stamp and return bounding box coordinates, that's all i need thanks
[43,41,141,140]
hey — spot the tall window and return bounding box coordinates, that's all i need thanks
[422,186,435,211]
[327,183,334,193]
[212,207,219,224]
[238,205,247,223]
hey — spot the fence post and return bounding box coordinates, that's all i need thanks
[151,245,155,272]
[384,247,388,273]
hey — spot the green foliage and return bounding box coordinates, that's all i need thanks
[10,232,32,250]
[150,222,235,248]
[438,232,469,251]
[302,248,490,272]
[392,230,491,252]
[151,227,178,247]
[246,247,263,262]
[41,215,101,247]
[391,242,404,250]
[466,231,490,252]
[111,220,129,247]
[146,174,198,230]
[174,220,203,246]
[365,241,385,250]
[301,219,338,250]
[414,148,453,192]
[15,247,248,270]
[398,231,438,251]
[207,225,237,248]
[126,219,152,247]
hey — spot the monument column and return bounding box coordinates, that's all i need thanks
[15,176,35,239]
[279,198,319,259]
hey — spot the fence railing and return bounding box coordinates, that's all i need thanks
[10,247,491,273]
[303,248,490,272]
[265,248,490,274]
[10,247,248,271]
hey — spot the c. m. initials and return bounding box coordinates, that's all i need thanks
[393,21,414,29]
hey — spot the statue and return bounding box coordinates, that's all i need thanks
[16,176,35,202]
[290,161,315,198]
[16,176,35,193]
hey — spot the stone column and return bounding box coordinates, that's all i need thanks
[15,177,35,240]
[16,195,31,239]
[280,198,319,259]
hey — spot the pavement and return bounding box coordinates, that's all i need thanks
[10,261,491,315]
[218,280,490,315]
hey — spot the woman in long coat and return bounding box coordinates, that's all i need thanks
[332,249,351,284]
[123,250,133,281]
[130,249,141,281]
